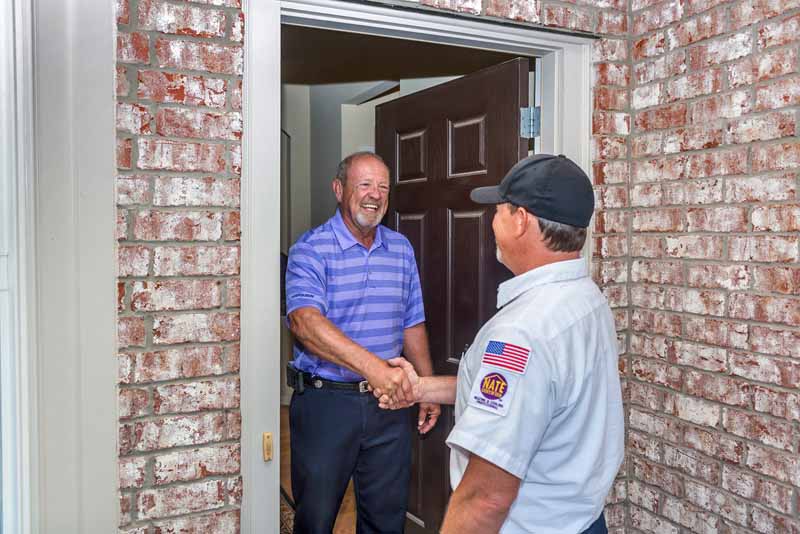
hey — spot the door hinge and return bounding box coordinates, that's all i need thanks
[520,106,541,139]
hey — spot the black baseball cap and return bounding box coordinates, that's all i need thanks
[470,154,595,228]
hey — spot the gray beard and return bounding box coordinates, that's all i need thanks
[356,210,382,229]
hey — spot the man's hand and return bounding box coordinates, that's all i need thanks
[373,357,421,409]
[373,359,438,431]
[364,358,413,405]
[417,402,440,434]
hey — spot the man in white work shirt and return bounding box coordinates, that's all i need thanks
[375,154,624,534]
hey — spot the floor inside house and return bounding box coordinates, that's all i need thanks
[281,406,357,533]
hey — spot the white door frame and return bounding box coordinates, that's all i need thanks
[4,0,118,531]
[243,1,594,530]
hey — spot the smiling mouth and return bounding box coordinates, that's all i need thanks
[361,203,381,213]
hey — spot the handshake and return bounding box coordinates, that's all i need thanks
[366,357,440,434]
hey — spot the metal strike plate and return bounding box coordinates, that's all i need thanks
[262,432,273,462]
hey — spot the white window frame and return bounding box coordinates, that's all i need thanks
[3,0,118,531]
[1,1,29,531]
[1,1,37,531]
[243,1,594,530]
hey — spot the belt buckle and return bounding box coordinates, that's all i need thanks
[313,379,323,389]
[358,381,369,394]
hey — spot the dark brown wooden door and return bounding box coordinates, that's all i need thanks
[375,58,529,534]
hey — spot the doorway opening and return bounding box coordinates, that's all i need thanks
[240,2,594,531]
[278,23,541,534]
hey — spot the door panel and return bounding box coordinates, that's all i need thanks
[448,115,487,178]
[447,209,489,368]
[376,57,529,533]
[397,129,429,183]
[395,211,428,293]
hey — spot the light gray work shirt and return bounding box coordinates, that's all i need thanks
[446,258,624,534]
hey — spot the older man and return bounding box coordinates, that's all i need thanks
[378,154,624,534]
[285,151,440,533]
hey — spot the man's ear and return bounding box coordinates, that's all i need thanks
[332,178,343,203]
[516,208,532,238]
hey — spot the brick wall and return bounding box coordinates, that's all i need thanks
[626,0,800,532]
[116,0,243,531]
[113,0,799,531]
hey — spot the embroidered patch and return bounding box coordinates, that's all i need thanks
[481,340,530,375]
[480,372,509,400]
[468,369,518,416]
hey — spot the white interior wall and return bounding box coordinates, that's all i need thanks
[398,76,457,96]
[281,85,312,247]
[341,91,398,158]
[309,82,385,227]
[280,85,311,405]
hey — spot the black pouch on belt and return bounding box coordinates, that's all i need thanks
[286,362,305,394]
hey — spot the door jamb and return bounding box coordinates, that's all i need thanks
[243,1,594,530]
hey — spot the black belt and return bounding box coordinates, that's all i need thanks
[286,363,370,394]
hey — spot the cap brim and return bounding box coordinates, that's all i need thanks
[470,185,504,204]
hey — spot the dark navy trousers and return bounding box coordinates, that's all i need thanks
[582,512,608,534]
[290,387,411,534]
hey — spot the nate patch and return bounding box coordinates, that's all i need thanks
[480,372,509,400]
[468,369,518,416]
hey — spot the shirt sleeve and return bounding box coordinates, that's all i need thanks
[446,325,555,479]
[403,245,425,329]
[285,241,327,315]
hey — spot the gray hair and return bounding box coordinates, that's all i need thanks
[536,216,587,252]
[509,204,587,252]
[334,151,389,184]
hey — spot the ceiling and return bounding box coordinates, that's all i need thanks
[281,25,530,84]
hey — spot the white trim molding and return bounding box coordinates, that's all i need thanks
[241,1,283,532]
[281,0,593,55]
[243,1,594,530]
[2,1,37,531]
[21,0,119,530]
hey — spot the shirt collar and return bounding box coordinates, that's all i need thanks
[331,209,386,252]
[497,258,588,309]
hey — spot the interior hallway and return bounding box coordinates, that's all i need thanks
[281,406,357,533]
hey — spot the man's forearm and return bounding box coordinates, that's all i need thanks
[288,307,382,376]
[440,455,518,534]
[419,376,457,404]
[291,307,414,402]
[440,487,510,534]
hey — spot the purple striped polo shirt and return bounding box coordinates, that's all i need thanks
[285,210,426,382]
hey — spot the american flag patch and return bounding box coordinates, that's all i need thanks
[482,340,530,374]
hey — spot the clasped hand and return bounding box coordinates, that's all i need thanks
[368,357,440,434]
